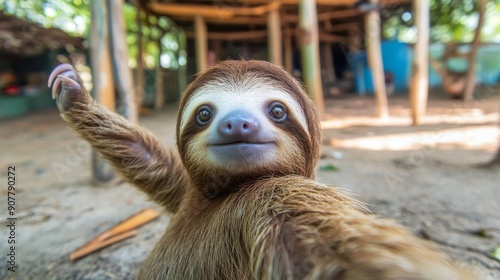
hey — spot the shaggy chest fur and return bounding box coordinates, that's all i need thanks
[137,180,318,280]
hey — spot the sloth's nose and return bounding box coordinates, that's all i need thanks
[218,110,259,139]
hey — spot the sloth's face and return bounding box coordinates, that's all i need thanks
[175,60,320,192]
[178,80,309,175]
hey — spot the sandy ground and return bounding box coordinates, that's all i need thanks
[1,90,499,279]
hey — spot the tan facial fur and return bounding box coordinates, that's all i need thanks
[176,61,321,192]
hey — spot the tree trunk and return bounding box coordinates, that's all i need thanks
[463,0,486,102]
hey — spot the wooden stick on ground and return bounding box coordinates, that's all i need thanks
[70,230,138,261]
[69,208,160,261]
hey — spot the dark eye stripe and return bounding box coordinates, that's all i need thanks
[179,104,214,155]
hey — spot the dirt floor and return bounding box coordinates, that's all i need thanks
[1,89,500,279]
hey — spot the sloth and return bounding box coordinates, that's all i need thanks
[49,60,474,280]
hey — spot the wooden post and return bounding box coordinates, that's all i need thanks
[135,0,144,115]
[90,0,115,112]
[349,27,361,52]
[211,39,222,64]
[155,37,165,111]
[299,0,325,117]
[284,28,293,73]
[178,31,188,96]
[409,0,429,125]
[364,1,389,119]
[194,14,208,72]
[321,43,335,82]
[267,7,282,66]
[89,0,116,183]
[108,0,138,124]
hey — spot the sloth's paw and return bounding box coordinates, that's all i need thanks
[48,64,87,113]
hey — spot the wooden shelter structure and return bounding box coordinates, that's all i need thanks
[137,0,412,118]
[0,12,84,57]
[0,12,84,120]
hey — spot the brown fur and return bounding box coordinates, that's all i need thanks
[50,60,474,279]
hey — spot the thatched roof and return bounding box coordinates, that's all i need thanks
[0,12,84,57]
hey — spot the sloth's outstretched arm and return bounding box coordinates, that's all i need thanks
[48,64,188,213]
[242,177,474,280]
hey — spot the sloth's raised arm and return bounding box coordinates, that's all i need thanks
[49,64,188,213]
[241,176,473,280]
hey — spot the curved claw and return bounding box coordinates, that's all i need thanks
[52,77,62,99]
[52,75,82,100]
[48,64,74,88]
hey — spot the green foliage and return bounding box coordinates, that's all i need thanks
[319,164,339,172]
[0,0,91,36]
[0,0,184,69]
[382,0,500,43]
[492,247,500,262]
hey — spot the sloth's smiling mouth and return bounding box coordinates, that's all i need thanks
[208,141,277,163]
[210,141,275,146]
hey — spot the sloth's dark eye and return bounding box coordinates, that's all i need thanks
[196,106,212,125]
[269,102,287,122]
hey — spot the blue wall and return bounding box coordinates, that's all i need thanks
[352,41,500,95]
[352,41,411,95]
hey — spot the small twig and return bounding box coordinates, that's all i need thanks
[91,208,160,243]
[70,230,138,261]
[69,208,160,261]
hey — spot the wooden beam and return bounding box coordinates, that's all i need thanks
[285,26,349,43]
[299,0,325,117]
[231,0,358,6]
[365,1,389,119]
[267,8,282,66]
[194,15,208,72]
[282,8,361,23]
[319,32,349,43]
[409,0,429,125]
[148,2,280,19]
[185,30,268,40]
[328,22,359,32]
[317,9,361,21]
[170,15,267,25]
[284,28,293,73]
[229,0,409,6]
